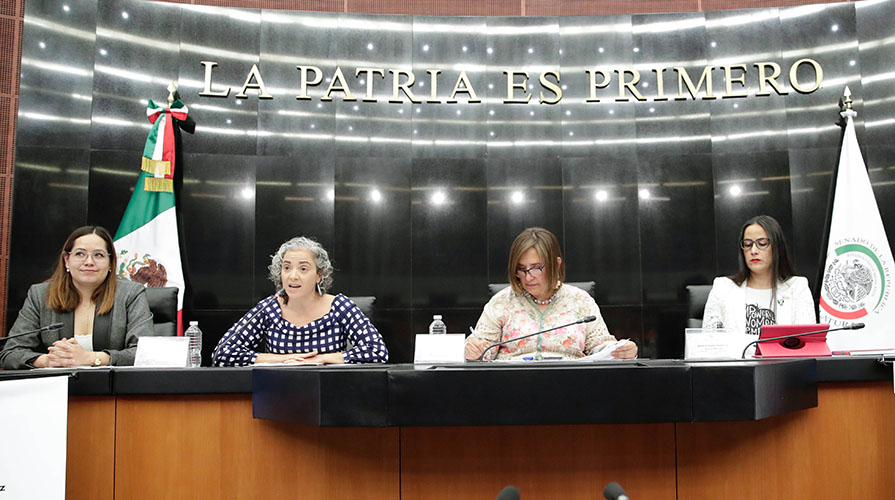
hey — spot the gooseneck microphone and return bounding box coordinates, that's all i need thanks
[0,322,64,344]
[603,481,630,500]
[740,323,865,359]
[477,315,597,361]
[495,485,520,500]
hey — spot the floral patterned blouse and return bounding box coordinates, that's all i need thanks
[471,284,615,361]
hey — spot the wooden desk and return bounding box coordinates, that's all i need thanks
[36,359,893,499]
[66,382,895,500]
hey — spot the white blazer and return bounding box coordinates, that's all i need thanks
[702,276,817,335]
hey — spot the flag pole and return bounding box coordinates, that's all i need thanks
[812,87,852,301]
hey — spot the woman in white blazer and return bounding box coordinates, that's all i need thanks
[703,215,816,336]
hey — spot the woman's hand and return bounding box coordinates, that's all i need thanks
[292,352,345,365]
[610,340,638,359]
[46,338,94,367]
[465,337,492,361]
[254,351,346,364]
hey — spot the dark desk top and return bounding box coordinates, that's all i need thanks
[0,356,889,397]
[251,359,819,426]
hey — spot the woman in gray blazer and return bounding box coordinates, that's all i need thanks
[0,226,153,369]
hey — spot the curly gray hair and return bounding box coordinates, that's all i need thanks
[268,236,334,295]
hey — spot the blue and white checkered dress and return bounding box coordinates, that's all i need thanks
[212,293,388,366]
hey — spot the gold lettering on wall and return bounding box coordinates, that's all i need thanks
[504,71,531,103]
[321,67,357,101]
[356,68,385,102]
[448,72,480,103]
[585,70,611,102]
[200,58,824,104]
[235,64,272,99]
[296,66,322,100]
[426,70,441,103]
[617,69,645,101]
[390,70,421,103]
[199,61,229,98]
[539,70,562,104]
[789,58,823,94]
[652,68,668,101]
[755,62,787,96]
[723,64,749,98]
[675,66,715,100]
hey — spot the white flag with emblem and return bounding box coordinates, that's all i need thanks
[819,91,895,351]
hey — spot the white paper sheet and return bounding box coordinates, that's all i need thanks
[0,376,68,500]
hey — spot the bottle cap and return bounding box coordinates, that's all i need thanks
[433,315,442,320]
[189,321,198,326]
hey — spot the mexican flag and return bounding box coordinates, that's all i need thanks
[114,99,188,333]
[819,94,895,351]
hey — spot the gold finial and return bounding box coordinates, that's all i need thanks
[840,86,853,112]
[166,81,177,105]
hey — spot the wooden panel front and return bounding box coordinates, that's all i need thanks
[677,381,895,499]
[114,394,400,500]
[67,396,115,500]
[400,423,677,500]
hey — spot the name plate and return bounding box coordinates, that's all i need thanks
[134,336,190,367]
[685,328,752,360]
[414,334,466,364]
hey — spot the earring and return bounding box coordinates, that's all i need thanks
[316,282,324,296]
[66,268,70,273]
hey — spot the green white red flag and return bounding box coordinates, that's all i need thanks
[114,99,188,332]
[819,93,894,351]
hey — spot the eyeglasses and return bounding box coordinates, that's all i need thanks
[515,265,545,279]
[68,249,109,263]
[740,238,770,250]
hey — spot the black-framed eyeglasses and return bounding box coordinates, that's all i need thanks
[740,238,770,250]
[515,265,545,279]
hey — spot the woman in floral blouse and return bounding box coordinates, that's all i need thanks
[465,227,637,361]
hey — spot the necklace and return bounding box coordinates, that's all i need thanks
[527,291,556,305]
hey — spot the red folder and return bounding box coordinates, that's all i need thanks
[755,324,832,357]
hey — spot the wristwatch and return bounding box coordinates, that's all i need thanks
[94,352,103,366]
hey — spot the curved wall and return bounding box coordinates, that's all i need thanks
[7,0,895,362]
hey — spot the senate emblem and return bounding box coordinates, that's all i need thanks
[820,242,889,321]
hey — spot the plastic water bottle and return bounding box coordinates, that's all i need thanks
[429,315,447,335]
[185,321,202,367]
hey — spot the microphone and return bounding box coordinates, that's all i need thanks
[603,481,630,500]
[495,485,520,500]
[478,315,597,361]
[0,322,64,344]
[740,323,865,358]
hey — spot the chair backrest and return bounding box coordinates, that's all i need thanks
[144,286,178,337]
[488,281,596,298]
[685,284,713,328]
[348,296,376,323]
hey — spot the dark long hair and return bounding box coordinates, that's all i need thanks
[729,215,796,313]
[46,226,118,314]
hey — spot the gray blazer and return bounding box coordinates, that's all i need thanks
[0,279,154,369]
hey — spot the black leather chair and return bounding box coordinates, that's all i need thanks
[488,281,596,298]
[348,296,376,323]
[144,286,179,337]
[685,284,713,328]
